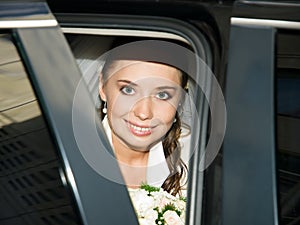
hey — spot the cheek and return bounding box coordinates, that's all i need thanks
[153,103,177,123]
[107,94,137,116]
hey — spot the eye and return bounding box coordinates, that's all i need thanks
[156,91,171,100]
[121,86,135,95]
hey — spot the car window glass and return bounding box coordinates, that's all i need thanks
[0,33,83,225]
[276,30,300,225]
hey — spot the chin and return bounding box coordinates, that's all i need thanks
[126,141,153,152]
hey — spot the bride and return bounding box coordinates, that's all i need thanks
[98,39,190,197]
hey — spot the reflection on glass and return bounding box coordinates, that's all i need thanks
[276,31,300,225]
[0,34,82,225]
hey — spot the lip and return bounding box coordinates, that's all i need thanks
[125,120,155,137]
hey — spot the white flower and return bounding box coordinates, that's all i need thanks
[144,208,158,222]
[180,210,186,222]
[128,185,186,225]
[129,189,155,215]
[163,210,184,225]
[176,199,186,211]
[139,217,156,225]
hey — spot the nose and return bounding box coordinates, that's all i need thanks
[133,97,153,121]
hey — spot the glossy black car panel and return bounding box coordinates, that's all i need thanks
[0,1,300,225]
[0,2,138,225]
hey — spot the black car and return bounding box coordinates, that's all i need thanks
[0,1,299,225]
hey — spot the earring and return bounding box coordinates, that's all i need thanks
[102,102,107,114]
[173,118,177,123]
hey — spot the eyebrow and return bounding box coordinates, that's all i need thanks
[117,79,138,86]
[156,86,178,91]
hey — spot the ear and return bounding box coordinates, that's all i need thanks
[99,73,107,102]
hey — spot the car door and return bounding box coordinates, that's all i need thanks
[0,2,138,225]
[223,1,300,225]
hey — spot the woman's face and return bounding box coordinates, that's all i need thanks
[99,60,183,151]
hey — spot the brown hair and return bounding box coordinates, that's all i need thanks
[161,76,188,196]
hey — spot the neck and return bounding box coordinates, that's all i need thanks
[112,135,149,166]
[112,135,149,188]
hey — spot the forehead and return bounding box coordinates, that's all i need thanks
[105,60,182,84]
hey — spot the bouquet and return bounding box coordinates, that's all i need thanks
[128,184,186,225]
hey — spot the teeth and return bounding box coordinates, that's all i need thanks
[130,124,151,132]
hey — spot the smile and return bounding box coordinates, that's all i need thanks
[127,121,153,136]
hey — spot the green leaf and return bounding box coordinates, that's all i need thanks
[140,183,160,193]
[162,203,181,216]
[179,196,187,202]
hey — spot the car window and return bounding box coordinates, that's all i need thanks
[0,33,83,225]
[62,21,218,223]
[276,30,300,225]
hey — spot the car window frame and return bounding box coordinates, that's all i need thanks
[0,2,140,225]
[223,14,300,225]
[55,13,216,225]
